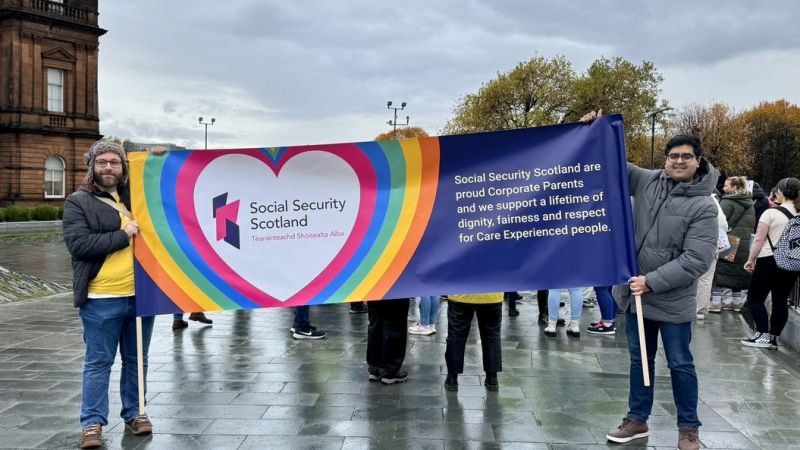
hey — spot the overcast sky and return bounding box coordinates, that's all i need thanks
[97,0,800,149]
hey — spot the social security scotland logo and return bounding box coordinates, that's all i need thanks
[213,193,240,249]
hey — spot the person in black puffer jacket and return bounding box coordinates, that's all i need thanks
[751,181,771,228]
[63,141,166,449]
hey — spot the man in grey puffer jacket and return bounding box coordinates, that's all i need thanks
[600,130,718,450]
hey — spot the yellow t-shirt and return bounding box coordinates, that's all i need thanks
[448,293,504,304]
[87,192,135,297]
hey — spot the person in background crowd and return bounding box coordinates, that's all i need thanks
[696,194,728,318]
[588,286,617,334]
[768,187,779,208]
[505,291,522,316]
[367,298,411,384]
[172,312,213,330]
[544,288,583,337]
[751,181,771,226]
[349,301,368,314]
[291,305,327,339]
[63,141,167,449]
[534,289,564,327]
[409,295,440,335]
[444,292,503,392]
[711,176,754,312]
[584,111,716,450]
[742,177,800,349]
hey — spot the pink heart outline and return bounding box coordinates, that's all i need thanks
[175,145,377,307]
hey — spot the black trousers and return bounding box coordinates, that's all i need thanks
[445,300,502,374]
[747,256,799,335]
[537,289,549,315]
[367,298,410,376]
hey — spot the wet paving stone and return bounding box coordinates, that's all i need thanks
[1,291,799,448]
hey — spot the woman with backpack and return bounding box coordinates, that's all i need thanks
[711,176,755,312]
[741,177,800,348]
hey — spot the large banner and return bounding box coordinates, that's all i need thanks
[131,115,637,316]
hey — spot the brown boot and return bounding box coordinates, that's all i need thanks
[125,414,153,435]
[606,417,649,443]
[678,427,700,450]
[80,424,102,449]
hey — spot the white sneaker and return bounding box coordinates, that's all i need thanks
[408,323,427,335]
[544,320,557,337]
[566,320,581,337]
[696,312,705,320]
[426,325,437,334]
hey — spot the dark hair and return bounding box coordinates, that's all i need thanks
[776,177,800,211]
[664,134,702,157]
[777,178,800,200]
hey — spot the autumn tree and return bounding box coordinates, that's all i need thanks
[564,57,662,131]
[374,126,429,141]
[566,57,663,166]
[441,55,664,167]
[441,55,575,134]
[741,100,800,189]
[669,103,751,176]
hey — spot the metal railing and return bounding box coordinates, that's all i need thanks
[31,0,89,22]
[790,280,800,310]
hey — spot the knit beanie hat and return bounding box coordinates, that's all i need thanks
[85,140,128,185]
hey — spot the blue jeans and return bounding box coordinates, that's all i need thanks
[594,286,617,322]
[548,288,583,321]
[625,310,700,428]
[293,306,310,331]
[79,297,154,428]
[418,296,440,326]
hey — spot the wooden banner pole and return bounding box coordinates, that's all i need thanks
[136,316,146,415]
[634,294,650,387]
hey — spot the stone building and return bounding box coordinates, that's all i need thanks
[0,0,105,206]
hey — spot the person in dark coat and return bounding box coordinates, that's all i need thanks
[367,298,411,384]
[63,141,166,449]
[711,176,755,312]
[751,181,771,228]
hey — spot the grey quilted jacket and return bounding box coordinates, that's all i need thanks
[613,160,719,323]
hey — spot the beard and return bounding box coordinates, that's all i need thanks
[93,170,123,189]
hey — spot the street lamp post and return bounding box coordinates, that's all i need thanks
[198,116,215,150]
[386,101,410,139]
[649,107,673,168]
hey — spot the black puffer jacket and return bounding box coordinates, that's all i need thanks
[62,182,132,308]
[751,182,770,229]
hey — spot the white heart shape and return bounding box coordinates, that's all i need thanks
[194,151,360,301]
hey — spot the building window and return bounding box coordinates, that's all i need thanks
[45,156,65,198]
[47,68,64,112]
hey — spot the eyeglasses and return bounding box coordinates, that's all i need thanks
[94,159,122,168]
[666,153,696,162]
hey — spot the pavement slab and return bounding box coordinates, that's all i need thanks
[1,294,800,449]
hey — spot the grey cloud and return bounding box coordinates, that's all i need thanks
[98,0,800,145]
[162,101,177,114]
[472,0,800,66]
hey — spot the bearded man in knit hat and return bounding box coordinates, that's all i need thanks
[63,140,165,449]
